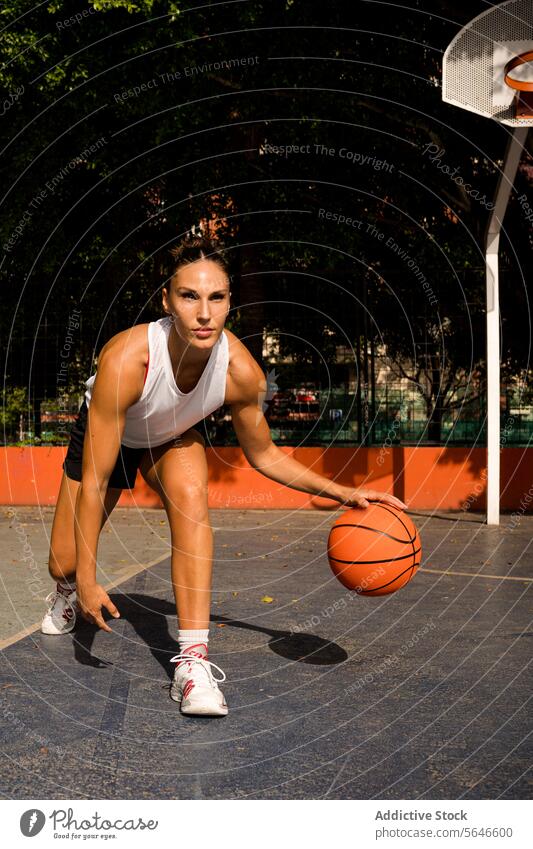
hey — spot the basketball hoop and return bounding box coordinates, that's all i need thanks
[504,50,533,120]
[442,0,533,526]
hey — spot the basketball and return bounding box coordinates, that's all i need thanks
[327,504,421,596]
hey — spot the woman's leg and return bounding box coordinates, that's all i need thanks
[139,429,212,629]
[48,473,122,583]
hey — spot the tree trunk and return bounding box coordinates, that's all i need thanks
[237,241,265,369]
[235,122,266,369]
[427,356,443,442]
[427,402,442,442]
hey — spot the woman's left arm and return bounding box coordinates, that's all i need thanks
[230,371,407,512]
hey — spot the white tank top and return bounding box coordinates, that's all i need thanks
[84,317,229,448]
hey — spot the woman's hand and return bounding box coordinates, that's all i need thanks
[333,486,407,511]
[77,581,120,632]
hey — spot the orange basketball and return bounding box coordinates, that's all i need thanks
[327,504,421,596]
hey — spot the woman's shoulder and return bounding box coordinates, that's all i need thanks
[98,323,150,363]
[223,328,250,359]
[223,328,265,403]
[94,325,151,390]
[88,323,151,406]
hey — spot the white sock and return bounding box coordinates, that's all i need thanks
[57,578,76,594]
[178,628,209,659]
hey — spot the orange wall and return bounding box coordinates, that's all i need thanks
[2,445,532,512]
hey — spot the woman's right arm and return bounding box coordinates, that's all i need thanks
[75,337,145,631]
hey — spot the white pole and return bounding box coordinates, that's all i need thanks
[485,127,529,525]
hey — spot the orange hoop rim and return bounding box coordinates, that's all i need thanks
[504,50,533,92]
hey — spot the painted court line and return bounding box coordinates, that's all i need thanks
[419,567,533,583]
[0,552,169,651]
[2,559,529,651]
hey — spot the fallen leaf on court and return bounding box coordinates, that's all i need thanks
[40,747,49,755]
[159,520,165,525]
[232,592,238,597]
[261,595,274,603]
[235,552,244,556]
[216,623,226,627]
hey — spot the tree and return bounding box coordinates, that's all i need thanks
[1,0,531,444]
[1,386,29,442]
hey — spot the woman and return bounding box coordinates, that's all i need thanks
[41,235,407,717]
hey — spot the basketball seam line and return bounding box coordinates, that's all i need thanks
[374,503,415,540]
[329,523,416,545]
[328,546,421,565]
[375,502,419,566]
[356,562,419,594]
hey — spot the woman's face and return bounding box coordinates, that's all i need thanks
[162,259,230,350]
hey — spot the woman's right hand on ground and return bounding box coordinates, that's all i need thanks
[76,581,120,632]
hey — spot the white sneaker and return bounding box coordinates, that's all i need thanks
[41,584,78,635]
[170,647,228,716]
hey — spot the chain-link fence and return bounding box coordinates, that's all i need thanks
[2,367,532,448]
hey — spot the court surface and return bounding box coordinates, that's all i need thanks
[1,507,531,799]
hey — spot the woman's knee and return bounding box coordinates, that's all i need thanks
[164,477,209,520]
[141,429,209,499]
[48,540,76,579]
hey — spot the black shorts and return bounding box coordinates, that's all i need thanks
[63,401,146,490]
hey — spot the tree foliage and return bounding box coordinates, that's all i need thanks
[1,0,531,441]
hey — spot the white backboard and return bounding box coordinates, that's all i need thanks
[443,0,533,126]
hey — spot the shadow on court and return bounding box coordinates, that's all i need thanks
[0,509,531,800]
[72,596,348,675]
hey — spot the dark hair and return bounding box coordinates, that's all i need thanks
[166,235,230,282]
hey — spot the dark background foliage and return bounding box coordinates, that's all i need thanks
[1,0,531,442]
